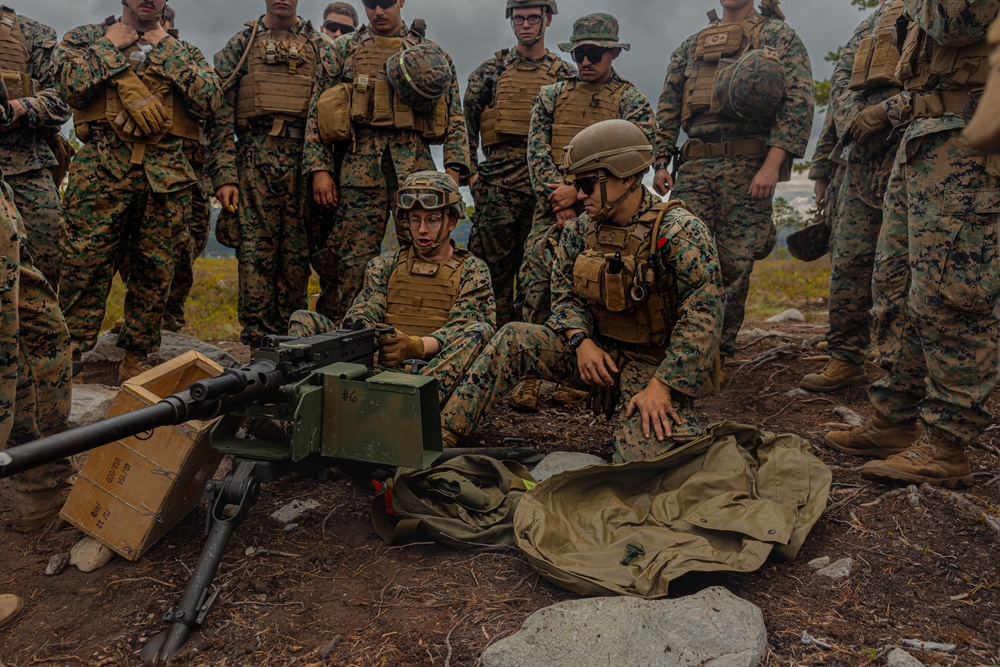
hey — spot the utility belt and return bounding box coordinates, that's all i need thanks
[909,89,981,121]
[680,136,767,160]
[242,117,306,140]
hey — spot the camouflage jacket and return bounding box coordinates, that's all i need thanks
[207,17,329,190]
[528,71,654,201]
[0,15,69,176]
[548,189,724,399]
[343,246,497,346]
[463,48,574,185]
[55,23,221,193]
[654,9,814,159]
[304,23,471,186]
[808,111,841,182]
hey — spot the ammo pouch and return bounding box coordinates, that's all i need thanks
[317,81,352,143]
[573,248,636,313]
[849,21,904,91]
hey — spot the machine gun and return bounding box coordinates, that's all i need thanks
[0,324,536,662]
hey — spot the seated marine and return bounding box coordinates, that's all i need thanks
[289,171,496,405]
[440,120,724,461]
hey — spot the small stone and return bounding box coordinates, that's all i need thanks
[270,499,320,524]
[832,406,864,428]
[887,648,926,667]
[785,388,808,398]
[69,537,116,572]
[45,552,70,576]
[900,640,956,653]
[815,557,854,579]
[284,523,299,532]
[806,556,831,570]
[766,308,805,323]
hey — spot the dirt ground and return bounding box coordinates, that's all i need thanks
[2,318,999,667]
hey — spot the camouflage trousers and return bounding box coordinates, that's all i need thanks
[0,183,75,494]
[674,155,776,358]
[515,198,562,325]
[307,201,339,320]
[59,155,188,354]
[869,129,1000,446]
[826,165,881,365]
[7,167,63,288]
[468,176,536,326]
[235,136,312,345]
[439,322,703,462]
[287,309,493,405]
[163,181,212,333]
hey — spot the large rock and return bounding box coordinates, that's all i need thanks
[83,331,238,369]
[68,384,118,429]
[481,587,766,667]
[530,452,606,482]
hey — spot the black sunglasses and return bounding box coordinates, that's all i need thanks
[573,175,601,196]
[362,0,398,9]
[323,19,355,34]
[572,46,610,64]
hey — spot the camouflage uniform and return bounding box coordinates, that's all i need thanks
[209,17,327,345]
[162,163,212,332]
[808,111,843,205]
[866,0,1000,447]
[55,23,221,356]
[0,13,70,287]
[655,6,813,357]
[288,246,496,404]
[441,190,724,462]
[304,24,471,321]
[463,49,574,325]
[519,72,655,324]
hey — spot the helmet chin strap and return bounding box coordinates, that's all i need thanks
[591,172,640,224]
[413,213,453,258]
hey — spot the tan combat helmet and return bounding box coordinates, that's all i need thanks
[561,119,653,222]
[394,171,465,254]
[505,0,558,18]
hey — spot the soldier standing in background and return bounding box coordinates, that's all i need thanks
[56,0,221,381]
[305,0,471,322]
[0,7,70,288]
[210,0,327,346]
[321,2,359,40]
[654,0,813,362]
[826,0,1000,488]
[463,0,573,327]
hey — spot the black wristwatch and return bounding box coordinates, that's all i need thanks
[567,331,590,350]
[654,161,670,172]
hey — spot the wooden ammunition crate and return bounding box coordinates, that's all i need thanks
[60,351,225,560]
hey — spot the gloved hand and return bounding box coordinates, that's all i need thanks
[113,70,168,137]
[850,103,891,149]
[378,331,424,368]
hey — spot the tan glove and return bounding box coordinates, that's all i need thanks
[378,331,425,368]
[113,70,169,137]
[850,103,891,149]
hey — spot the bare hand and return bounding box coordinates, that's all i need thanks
[575,338,618,388]
[467,173,479,188]
[216,184,240,212]
[445,168,461,186]
[625,378,680,441]
[813,178,829,208]
[653,168,674,196]
[106,22,139,50]
[547,183,577,214]
[142,27,169,46]
[312,171,339,209]
[749,162,780,201]
[555,208,575,228]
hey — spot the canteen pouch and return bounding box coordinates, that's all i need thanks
[317,82,353,143]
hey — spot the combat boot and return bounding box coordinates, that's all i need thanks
[11,483,72,533]
[118,350,154,382]
[441,428,461,449]
[800,358,867,392]
[860,429,974,488]
[823,413,919,459]
[551,385,589,406]
[0,594,23,630]
[72,350,84,385]
[510,378,542,413]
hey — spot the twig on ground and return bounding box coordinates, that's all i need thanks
[444,612,474,667]
[920,484,1000,539]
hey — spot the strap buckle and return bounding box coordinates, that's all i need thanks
[620,541,645,566]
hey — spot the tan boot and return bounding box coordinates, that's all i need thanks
[510,378,542,413]
[72,350,84,385]
[815,340,829,352]
[0,594,24,630]
[551,385,589,406]
[11,484,72,532]
[860,430,974,488]
[800,358,868,392]
[441,428,461,449]
[823,414,919,459]
[118,350,154,382]
[109,318,125,335]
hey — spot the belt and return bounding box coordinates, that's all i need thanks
[910,89,982,121]
[681,136,767,160]
[244,117,306,140]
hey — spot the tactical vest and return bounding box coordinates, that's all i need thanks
[0,7,35,99]
[896,18,993,94]
[348,24,447,141]
[384,247,469,337]
[235,23,317,126]
[848,0,906,92]
[72,37,202,162]
[550,78,631,165]
[480,51,563,147]
[572,201,687,348]
[680,14,768,130]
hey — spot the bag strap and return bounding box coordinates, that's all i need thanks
[370,478,425,546]
[222,20,260,94]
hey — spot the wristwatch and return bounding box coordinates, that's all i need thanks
[567,331,590,350]
[654,161,670,172]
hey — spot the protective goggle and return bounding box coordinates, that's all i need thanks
[362,0,398,10]
[571,46,610,64]
[323,20,355,34]
[398,190,446,210]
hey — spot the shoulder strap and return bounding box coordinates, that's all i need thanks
[222,20,260,93]
[0,7,15,41]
